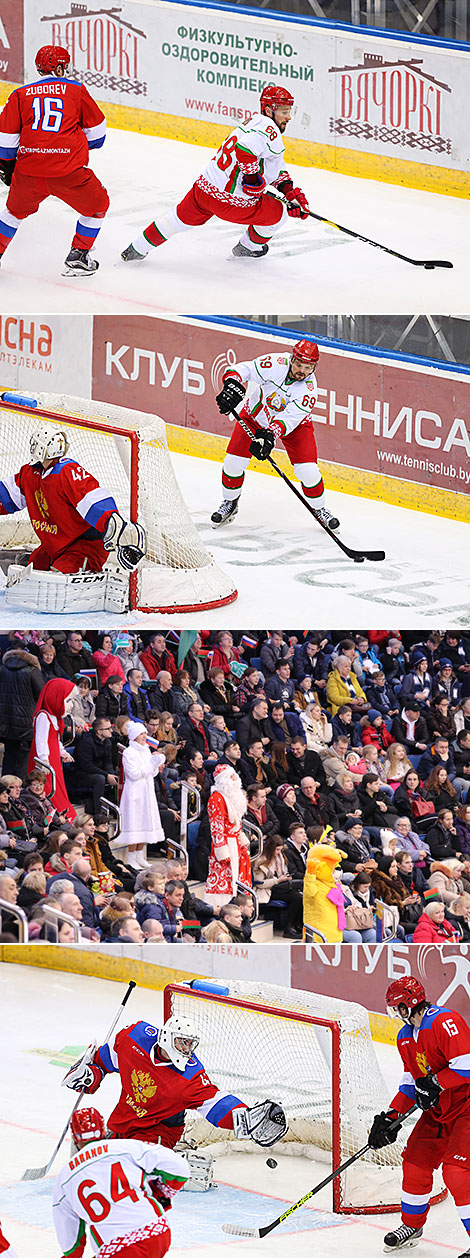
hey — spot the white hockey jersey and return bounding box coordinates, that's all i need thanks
[197,112,289,207]
[52,1139,188,1257]
[227,352,318,438]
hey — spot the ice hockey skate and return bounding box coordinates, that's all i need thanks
[62,248,99,277]
[121,243,147,262]
[312,505,340,530]
[211,498,239,527]
[383,1224,423,1251]
[232,241,269,258]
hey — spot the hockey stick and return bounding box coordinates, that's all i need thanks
[284,201,452,269]
[231,409,385,564]
[21,979,136,1181]
[223,1104,419,1238]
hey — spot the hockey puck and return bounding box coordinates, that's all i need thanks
[423,262,435,269]
[354,556,365,563]
[266,1158,278,1168]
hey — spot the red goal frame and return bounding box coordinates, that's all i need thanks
[0,397,238,614]
[164,982,447,1216]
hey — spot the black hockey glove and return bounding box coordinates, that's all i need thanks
[0,159,15,187]
[415,1074,442,1111]
[249,427,275,461]
[368,1111,400,1150]
[215,378,246,415]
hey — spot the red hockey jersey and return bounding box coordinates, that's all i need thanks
[391,1003,470,1123]
[95,1021,246,1145]
[0,457,117,565]
[0,77,106,177]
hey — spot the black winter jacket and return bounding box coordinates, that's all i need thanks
[0,649,44,739]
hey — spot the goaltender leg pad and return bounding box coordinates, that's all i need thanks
[182,1150,215,1191]
[5,564,129,614]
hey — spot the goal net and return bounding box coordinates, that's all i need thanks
[164,979,446,1215]
[0,392,237,613]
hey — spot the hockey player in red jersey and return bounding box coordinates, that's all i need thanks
[0,421,146,575]
[368,976,470,1255]
[63,1013,288,1182]
[0,1226,19,1258]
[0,45,109,276]
[211,338,340,532]
[122,84,309,263]
[53,1107,189,1258]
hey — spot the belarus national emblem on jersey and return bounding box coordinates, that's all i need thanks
[34,486,49,519]
[130,1069,157,1105]
[416,1050,430,1076]
[266,391,287,412]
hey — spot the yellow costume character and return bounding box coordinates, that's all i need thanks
[302,843,345,942]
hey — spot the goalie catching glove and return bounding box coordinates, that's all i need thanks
[233,1100,288,1148]
[216,378,246,415]
[368,1110,400,1150]
[62,1044,105,1094]
[102,512,147,571]
[249,427,275,461]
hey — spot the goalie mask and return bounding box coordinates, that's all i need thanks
[155,1015,200,1071]
[30,426,69,466]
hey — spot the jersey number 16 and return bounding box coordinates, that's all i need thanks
[31,97,64,132]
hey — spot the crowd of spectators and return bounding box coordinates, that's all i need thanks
[0,627,469,945]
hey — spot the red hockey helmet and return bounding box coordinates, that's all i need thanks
[260,84,295,115]
[386,977,426,1020]
[292,339,320,367]
[35,45,71,76]
[70,1108,107,1149]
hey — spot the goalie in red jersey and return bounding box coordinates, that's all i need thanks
[368,976,470,1256]
[0,45,109,276]
[62,1013,288,1192]
[0,417,147,613]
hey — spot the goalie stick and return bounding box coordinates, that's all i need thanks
[281,199,452,270]
[21,979,136,1181]
[223,1104,419,1238]
[231,409,385,564]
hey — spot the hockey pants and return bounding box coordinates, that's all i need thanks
[0,167,109,256]
[221,407,324,504]
[137,183,286,252]
[400,1110,470,1240]
[96,1217,171,1258]
[30,538,108,573]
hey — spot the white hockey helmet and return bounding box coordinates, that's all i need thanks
[30,425,69,466]
[156,1014,200,1071]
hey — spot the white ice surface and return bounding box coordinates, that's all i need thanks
[0,449,468,627]
[0,129,466,314]
[0,961,465,1258]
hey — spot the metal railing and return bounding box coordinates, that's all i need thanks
[99,796,121,840]
[179,781,202,849]
[34,758,56,801]
[241,817,264,860]
[304,924,328,942]
[42,904,81,943]
[0,898,28,942]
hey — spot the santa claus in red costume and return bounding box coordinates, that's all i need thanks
[205,764,251,906]
[27,678,77,822]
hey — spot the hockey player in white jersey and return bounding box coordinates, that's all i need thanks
[122,84,309,262]
[53,1107,189,1258]
[211,338,340,530]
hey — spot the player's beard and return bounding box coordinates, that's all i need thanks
[215,770,247,825]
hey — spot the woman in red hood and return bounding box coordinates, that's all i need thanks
[28,679,77,822]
